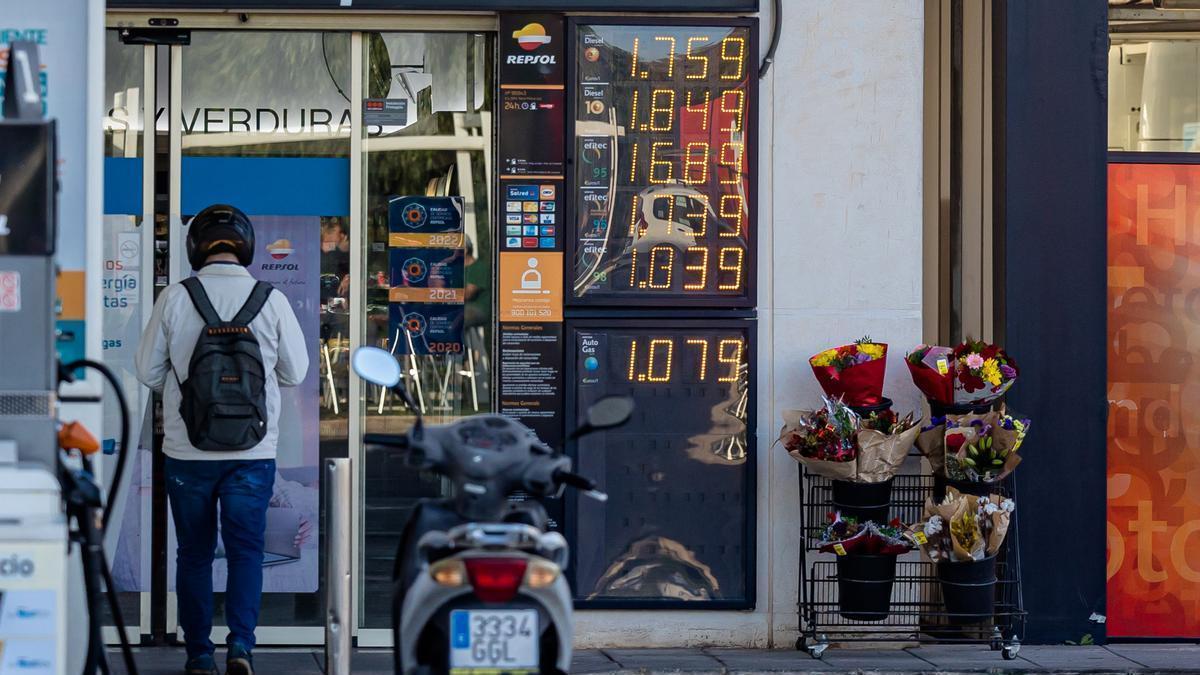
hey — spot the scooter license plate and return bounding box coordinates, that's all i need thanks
[449,609,539,673]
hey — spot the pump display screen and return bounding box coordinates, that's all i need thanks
[571,22,754,305]
[572,322,752,603]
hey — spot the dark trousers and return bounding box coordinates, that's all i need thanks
[165,457,274,659]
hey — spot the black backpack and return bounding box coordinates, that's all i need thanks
[176,277,274,451]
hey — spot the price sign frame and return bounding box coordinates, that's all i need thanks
[565,17,759,309]
[563,317,757,610]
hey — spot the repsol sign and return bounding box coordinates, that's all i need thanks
[506,54,557,65]
[0,554,35,578]
[261,263,299,271]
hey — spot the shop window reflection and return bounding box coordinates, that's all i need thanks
[360,32,495,628]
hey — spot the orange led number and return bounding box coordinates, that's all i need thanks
[718,338,744,382]
[685,36,710,79]
[684,142,711,185]
[684,247,709,290]
[720,36,746,81]
[720,89,745,133]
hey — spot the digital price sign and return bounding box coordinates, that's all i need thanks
[571,21,755,305]
[571,321,753,605]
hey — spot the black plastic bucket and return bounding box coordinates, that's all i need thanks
[831,478,894,524]
[928,399,995,417]
[849,397,893,417]
[937,555,997,622]
[836,554,898,621]
[932,473,1006,501]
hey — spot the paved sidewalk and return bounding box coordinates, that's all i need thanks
[111,644,1200,673]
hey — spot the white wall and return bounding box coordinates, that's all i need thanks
[576,0,926,648]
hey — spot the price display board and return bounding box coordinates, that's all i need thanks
[569,320,754,607]
[569,20,756,306]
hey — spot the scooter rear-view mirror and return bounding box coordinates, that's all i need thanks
[571,395,635,439]
[351,346,421,412]
[352,346,402,387]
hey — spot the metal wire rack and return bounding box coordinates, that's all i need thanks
[796,466,1026,660]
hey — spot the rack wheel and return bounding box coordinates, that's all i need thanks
[990,628,1003,651]
[809,643,828,660]
[795,636,808,652]
[1002,643,1020,660]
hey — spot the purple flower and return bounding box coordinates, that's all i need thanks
[1000,364,1017,379]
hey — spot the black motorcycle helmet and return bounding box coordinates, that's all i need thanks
[186,204,255,270]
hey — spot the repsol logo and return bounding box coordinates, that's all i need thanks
[506,54,557,65]
[261,263,299,271]
[0,555,35,578]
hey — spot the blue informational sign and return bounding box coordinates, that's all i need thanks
[387,195,464,233]
[389,248,465,292]
[388,302,465,356]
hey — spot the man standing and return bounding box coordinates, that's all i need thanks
[137,205,309,675]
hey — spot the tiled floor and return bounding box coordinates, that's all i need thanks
[110,644,1200,673]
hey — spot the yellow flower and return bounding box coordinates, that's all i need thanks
[981,358,1002,386]
[811,348,838,367]
[857,343,885,360]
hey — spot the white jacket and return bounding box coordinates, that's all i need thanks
[135,263,309,461]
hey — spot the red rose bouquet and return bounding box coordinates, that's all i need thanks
[810,337,888,407]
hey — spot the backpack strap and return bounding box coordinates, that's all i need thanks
[232,281,274,327]
[181,277,222,326]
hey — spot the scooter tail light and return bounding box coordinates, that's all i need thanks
[464,558,528,603]
[525,559,560,589]
[429,559,467,587]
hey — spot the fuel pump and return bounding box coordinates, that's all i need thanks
[0,42,137,675]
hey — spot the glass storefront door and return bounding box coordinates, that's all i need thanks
[100,23,495,644]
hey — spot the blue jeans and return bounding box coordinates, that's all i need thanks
[165,457,274,659]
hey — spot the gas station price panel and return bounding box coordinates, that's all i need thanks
[570,21,756,306]
[570,322,753,605]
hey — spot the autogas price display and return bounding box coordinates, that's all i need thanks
[574,326,750,602]
[573,23,754,304]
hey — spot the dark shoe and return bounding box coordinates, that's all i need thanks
[184,654,219,675]
[226,644,254,675]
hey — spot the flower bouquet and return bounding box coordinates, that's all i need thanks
[906,340,1019,412]
[810,338,888,408]
[944,414,1030,484]
[819,513,914,621]
[916,410,1030,496]
[782,399,921,523]
[779,396,860,481]
[915,488,1015,620]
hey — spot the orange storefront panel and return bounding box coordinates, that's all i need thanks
[1108,162,1200,638]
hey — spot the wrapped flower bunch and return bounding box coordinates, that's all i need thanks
[944,414,1030,483]
[810,337,888,407]
[915,488,1015,563]
[819,513,913,556]
[781,398,921,483]
[906,339,1019,407]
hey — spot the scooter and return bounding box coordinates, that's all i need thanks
[352,346,632,675]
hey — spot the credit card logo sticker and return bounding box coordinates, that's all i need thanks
[506,214,522,225]
[507,185,539,200]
